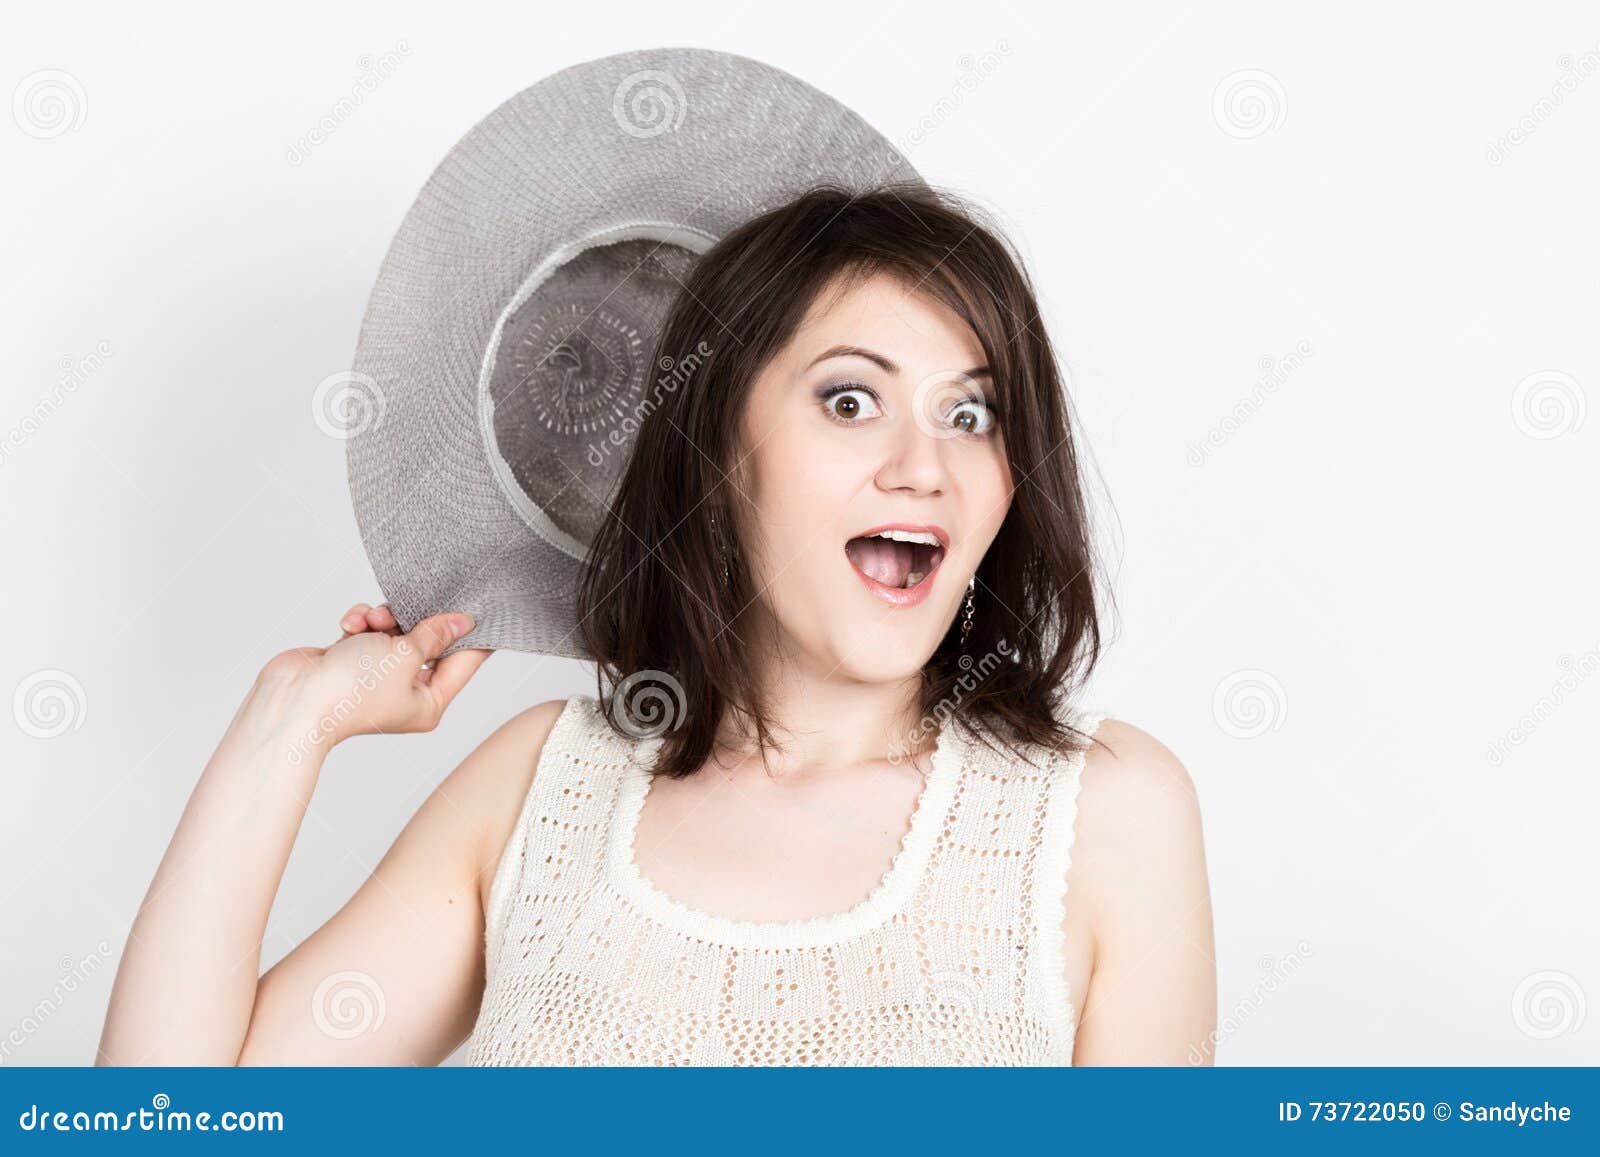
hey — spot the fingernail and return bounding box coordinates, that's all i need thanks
[451,614,474,638]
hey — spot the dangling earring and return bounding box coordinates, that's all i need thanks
[959,576,976,649]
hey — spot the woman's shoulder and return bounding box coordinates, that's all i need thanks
[1075,716,1203,843]
[1077,716,1197,799]
[1070,715,1208,923]
[1057,716,1216,1061]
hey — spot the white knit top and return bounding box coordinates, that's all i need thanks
[466,693,1104,1066]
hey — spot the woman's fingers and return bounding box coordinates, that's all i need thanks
[299,608,483,742]
[421,647,492,714]
[338,602,401,639]
[402,613,476,669]
[338,603,374,635]
[399,614,486,727]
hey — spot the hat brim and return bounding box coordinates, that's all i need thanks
[346,47,922,658]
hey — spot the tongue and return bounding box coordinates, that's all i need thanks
[845,537,914,587]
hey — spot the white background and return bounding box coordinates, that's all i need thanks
[3,1,1596,1065]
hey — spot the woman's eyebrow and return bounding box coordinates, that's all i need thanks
[805,343,991,379]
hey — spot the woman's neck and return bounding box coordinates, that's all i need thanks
[711,661,928,777]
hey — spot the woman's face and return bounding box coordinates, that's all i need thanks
[731,271,1014,684]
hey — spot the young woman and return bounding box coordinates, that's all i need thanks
[100,185,1215,1066]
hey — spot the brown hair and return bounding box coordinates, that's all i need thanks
[577,183,1106,777]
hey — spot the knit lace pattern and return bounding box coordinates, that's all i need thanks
[466,694,1104,1066]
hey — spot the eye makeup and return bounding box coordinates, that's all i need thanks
[813,378,1000,434]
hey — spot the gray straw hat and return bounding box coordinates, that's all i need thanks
[345,46,923,658]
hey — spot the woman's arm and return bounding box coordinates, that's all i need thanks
[232,694,565,1065]
[96,605,526,1065]
[1069,719,1218,1065]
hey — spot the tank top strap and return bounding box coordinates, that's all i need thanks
[912,704,1107,1064]
[480,695,637,980]
[1033,707,1107,1059]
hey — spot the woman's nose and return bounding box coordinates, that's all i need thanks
[873,415,950,495]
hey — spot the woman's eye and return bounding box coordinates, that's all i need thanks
[822,387,882,423]
[947,398,997,436]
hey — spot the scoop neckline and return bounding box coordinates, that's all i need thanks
[603,717,966,950]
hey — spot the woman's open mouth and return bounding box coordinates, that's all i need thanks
[843,525,948,607]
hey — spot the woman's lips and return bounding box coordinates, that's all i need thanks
[850,562,940,607]
[843,526,948,608]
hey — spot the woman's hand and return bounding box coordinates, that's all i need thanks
[256,602,492,748]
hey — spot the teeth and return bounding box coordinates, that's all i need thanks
[904,571,927,587]
[866,529,941,547]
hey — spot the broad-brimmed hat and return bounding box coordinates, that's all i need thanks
[345,46,921,657]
